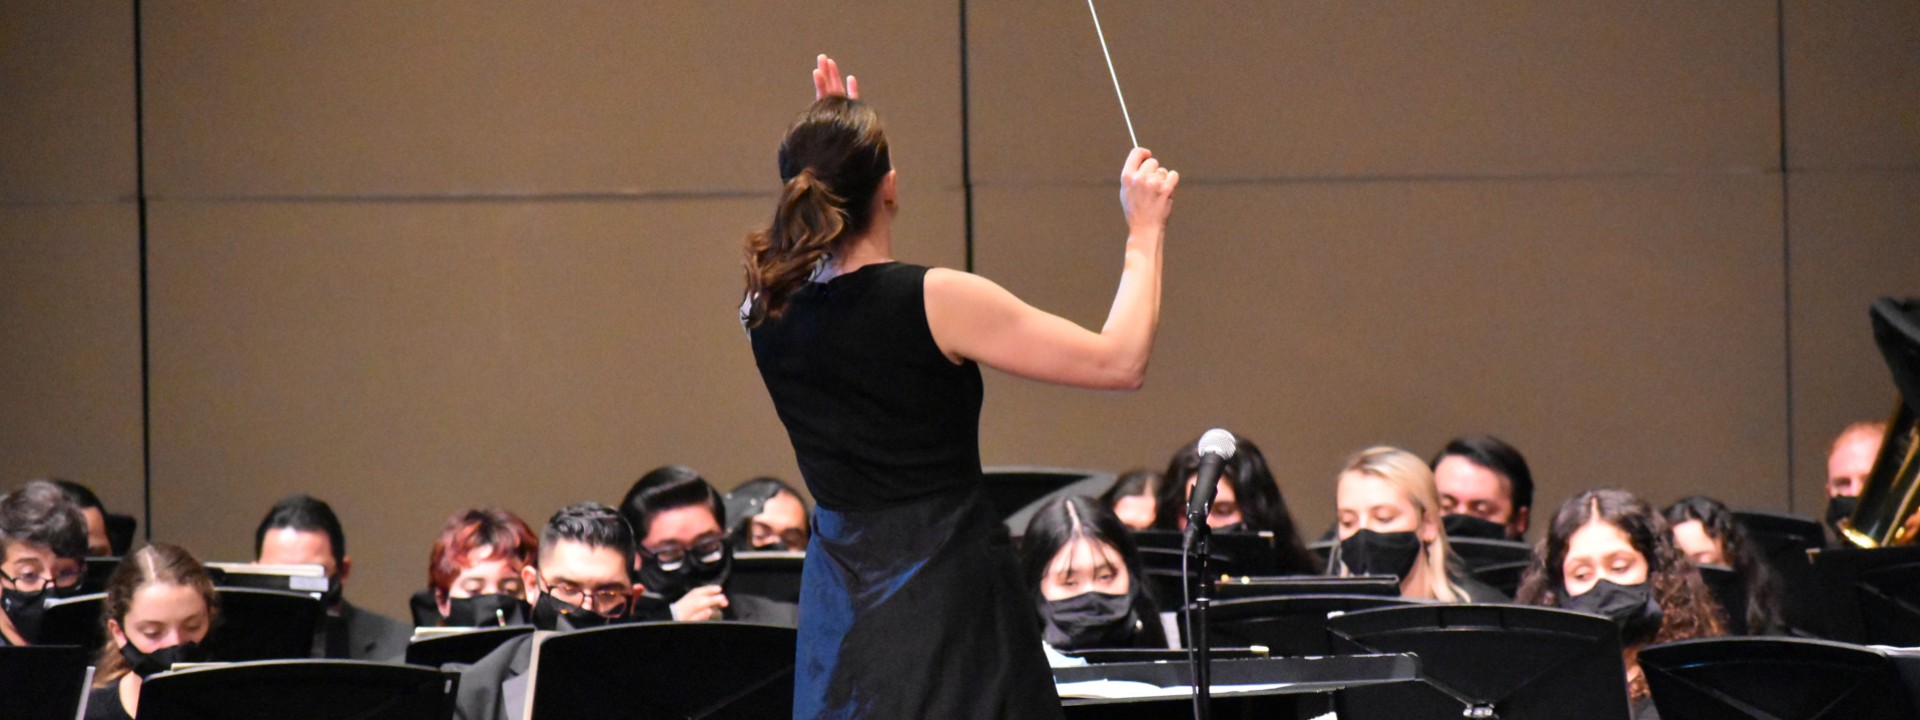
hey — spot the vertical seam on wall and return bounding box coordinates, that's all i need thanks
[959,0,976,272]
[1778,0,1797,514]
[133,0,154,540]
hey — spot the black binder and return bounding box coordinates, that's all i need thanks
[525,621,795,719]
[1642,637,1919,720]
[727,550,805,603]
[0,645,91,720]
[1326,603,1631,720]
[404,626,533,668]
[138,660,455,720]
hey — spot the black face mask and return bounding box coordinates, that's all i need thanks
[1338,529,1424,579]
[1209,521,1248,534]
[1039,591,1137,650]
[637,543,732,604]
[1443,514,1511,541]
[531,591,619,632]
[2,587,48,642]
[1560,578,1664,646]
[120,640,207,679]
[446,594,531,628]
[1825,495,1860,533]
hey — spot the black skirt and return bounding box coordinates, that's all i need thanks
[794,485,1063,719]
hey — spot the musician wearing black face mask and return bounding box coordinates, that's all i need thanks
[0,480,90,646]
[454,502,639,720]
[1431,435,1535,541]
[254,494,410,661]
[1515,489,1727,720]
[1330,448,1507,603]
[619,466,797,626]
[410,508,538,628]
[86,543,218,720]
[1019,496,1165,652]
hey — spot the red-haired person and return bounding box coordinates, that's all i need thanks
[411,509,539,627]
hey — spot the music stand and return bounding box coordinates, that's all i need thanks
[982,466,1114,528]
[1697,564,1752,635]
[206,588,325,661]
[1734,509,1846,639]
[1447,538,1533,570]
[105,512,136,556]
[1213,576,1400,601]
[1069,647,1267,664]
[1198,595,1414,657]
[207,562,331,597]
[526,621,795,719]
[1326,604,1630,720]
[1641,637,1919,720]
[138,660,455,720]
[0,645,91,720]
[728,550,805,603]
[1810,545,1920,647]
[1054,654,1422,719]
[39,591,108,649]
[405,626,533,668]
[1471,560,1531,598]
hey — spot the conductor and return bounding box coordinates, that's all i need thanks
[744,55,1179,718]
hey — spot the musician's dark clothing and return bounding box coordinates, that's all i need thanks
[83,684,134,720]
[315,601,410,662]
[752,262,1062,719]
[632,591,800,627]
[451,633,535,720]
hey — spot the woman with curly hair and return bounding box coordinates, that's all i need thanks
[1663,495,1787,636]
[1516,489,1725,719]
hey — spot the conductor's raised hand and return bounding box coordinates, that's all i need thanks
[813,54,859,100]
[1120,148,1178,232]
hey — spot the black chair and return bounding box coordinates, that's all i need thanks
[1811,545,1920,647]
[527,621,796,719]
[1735,509,1846,639]
[139,660,455,720]
[404,626,532,668]
[0,645,91,720]
[1197,594,1415,656]
[728,550,805,604]
[1327,604,1631,720]
[1642,637,1919,720]
[985,466,1115,530]
[1447,538,1533,570]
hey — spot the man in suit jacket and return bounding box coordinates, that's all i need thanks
[254,494,411,661]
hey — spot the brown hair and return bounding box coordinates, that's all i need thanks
[94,543,220,687]
[740,96,891,328]
[1515,488,1725,699]
[428,508,538,596]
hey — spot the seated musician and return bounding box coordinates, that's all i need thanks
[1662,495,1787,635]
[1152,433,1322,575]
[47,478,116,557]
[1020,495,1166,651]
[1098,469,1161,531]
[0,480,89,645]
[1516,488,1725,720]
[253,494,409,660]
[411,508,538,627]
[722,476,810,552]
[1328,447,1506,602]
[85,543,217,720]
[454,502,639,720]
[1429,435,1534,541]
[619,466,797,626]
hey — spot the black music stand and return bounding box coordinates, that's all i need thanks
[1327,604,1630,720]
[1735,509,1844,639]
[1054,654,1421,719]
[1069,647,1267,664]
[526,622,795,719]
[82,556,120,593]
[405,626,533,668]
[0,645,91,720]
[1642,637,1919,720]
[1697,564,1752,635]
[982,466,1111,526]
[1213,575,1399,601]
[105,512,137,556]
[1198,595,1414,657]
[205,588,325,661]
[1810,545,1920,647]
[1471,560,1531,598]
[39,591,108,649]
[728,550,805,603]
[138,660,455,720]
[1447,538,1533,570]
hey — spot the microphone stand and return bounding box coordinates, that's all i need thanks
[1184,517,1213,720]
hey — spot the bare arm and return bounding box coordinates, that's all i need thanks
[927,148,1177,391]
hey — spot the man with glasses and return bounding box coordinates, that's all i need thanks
[454,502,640,720]
[619,466,797,626]
[0,480,90,645]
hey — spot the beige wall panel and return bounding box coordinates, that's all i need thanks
[969,1,1778,184]
[0,204,145,517]
[142,2,961,198]
[1787,171,1920,516]
[145,189,963,619]
[974,175,1786,538]
[1784,1,1920,170]
[0,0,136,201]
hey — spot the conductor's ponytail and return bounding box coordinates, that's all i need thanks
[743,96,891,328]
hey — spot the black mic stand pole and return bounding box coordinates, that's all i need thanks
[1185,517,1213,720]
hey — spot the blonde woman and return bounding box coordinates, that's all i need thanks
[1330,447,1507,602]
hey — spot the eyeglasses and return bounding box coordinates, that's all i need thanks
[537,574,631,615]
[0,566,83,593]
[638,536,725,570]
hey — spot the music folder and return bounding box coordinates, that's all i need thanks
[405,625,533,668]
[0,645,92,720]
[728,550,805,603]
[1641,637,1920,720]
[524,621,796,719]
[136,660,454,720]
[1052,654,1419,719]
[205,562,331,597]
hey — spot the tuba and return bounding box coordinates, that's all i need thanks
[1839,298,1920,548]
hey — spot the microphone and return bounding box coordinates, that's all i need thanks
[1184,429,1238,530]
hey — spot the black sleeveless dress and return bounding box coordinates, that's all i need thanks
[751,262,1062,720]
